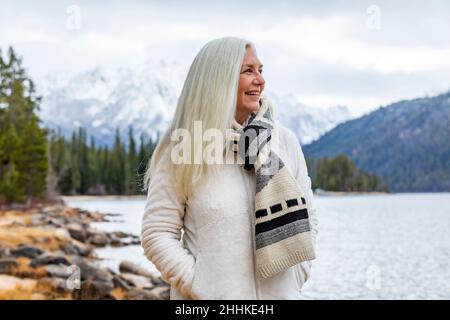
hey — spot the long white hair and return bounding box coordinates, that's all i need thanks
[143,37,254,195]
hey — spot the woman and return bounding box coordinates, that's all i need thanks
[140,37,318,300]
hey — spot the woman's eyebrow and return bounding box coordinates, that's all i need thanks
[242,63,264,69]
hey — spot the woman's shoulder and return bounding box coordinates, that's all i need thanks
[274,122,300,147]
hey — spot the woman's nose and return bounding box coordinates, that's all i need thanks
[253,73,265,85]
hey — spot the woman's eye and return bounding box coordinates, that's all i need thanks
[245,69,252,73]
[259,69,263,74]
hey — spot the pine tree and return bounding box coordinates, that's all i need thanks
[0,46,48,204]
[15,116,48,200]
[128,126,138,194]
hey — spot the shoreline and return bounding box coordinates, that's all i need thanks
[61,195,147,201]
[0,203,169,300]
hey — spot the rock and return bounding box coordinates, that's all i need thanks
[0,257,19,274]
[70,256,113,283]
[119,261,152,277]
[47,217,65,228]
[110,231,128,239]
[112,275,132,290]
[0,245,10,258]
[109,234,124,246]
[150,285,171,300]
[39,277,70,294]
[124,287,169,300]
[43,264,70,278]
[11,245,44,259]
[74,280,115,300]
[29,252,70,268]
[58,242,93,257]
[0,274,36,291]
[119,260,163,284]
[54,228,72,241]
[29,214,46,226]
[59,243,78,256]
[67,223,87,242]
[89,233,110,246]
[120,273,154,289]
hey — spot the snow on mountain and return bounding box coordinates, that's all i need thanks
[37,60,186,147]
[36,62,353,148]
[267,92,353,145]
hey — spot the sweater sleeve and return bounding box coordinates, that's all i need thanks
[287,129,319,286]
[140,157,197,298]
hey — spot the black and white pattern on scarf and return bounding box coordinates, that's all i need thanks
[231,96,316,279]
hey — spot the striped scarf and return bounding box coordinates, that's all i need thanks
[230,96,316,278]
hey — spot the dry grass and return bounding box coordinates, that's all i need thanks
[8,257,48,279]
[0,225,70,251]
[110,287,126,300]
[0,210,32,227]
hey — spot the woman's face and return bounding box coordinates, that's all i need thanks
[236,46,265,124]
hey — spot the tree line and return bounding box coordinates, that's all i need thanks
[306,155,389,192]
[48,126,156,196]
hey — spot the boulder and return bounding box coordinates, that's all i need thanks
[11,245,43,259]
[43,264,70,278]
[119,260,164,285]
[110,231,128,239]
[0,274,36,291]
[124,286,169,300]
[74,280,115,300]
[0,245,10,258]
[150,285,170,300]
[109,233,124,246]
[89,233,110,246]
[70,256,113,283]
[66,223,87,242]
[112,275,132,290]
[29,252,70,268]
[120,273,154,289]
[0,257,19,274]
[54,228,72,241]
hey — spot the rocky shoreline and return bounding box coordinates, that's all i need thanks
[0,204,169,300]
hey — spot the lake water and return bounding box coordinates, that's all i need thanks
[65,193,450,300]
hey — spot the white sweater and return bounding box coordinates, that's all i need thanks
[141,124,318,299]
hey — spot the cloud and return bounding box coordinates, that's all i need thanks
[1,0,450,115]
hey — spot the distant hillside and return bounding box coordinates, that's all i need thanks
[303,91,450,192]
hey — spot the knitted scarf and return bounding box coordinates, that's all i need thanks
[230,96,316,278]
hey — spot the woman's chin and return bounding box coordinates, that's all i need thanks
[244,102,260,113]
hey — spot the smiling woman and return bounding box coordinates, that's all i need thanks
[235,46,265,125]
[140,37,318,300]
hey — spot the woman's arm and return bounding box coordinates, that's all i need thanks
[140,157,196,298]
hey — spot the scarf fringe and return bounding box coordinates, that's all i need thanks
[257,244,316,279]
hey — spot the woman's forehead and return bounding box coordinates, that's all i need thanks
[243,48,263,67]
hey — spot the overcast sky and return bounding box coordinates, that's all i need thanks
[1,0,450,116]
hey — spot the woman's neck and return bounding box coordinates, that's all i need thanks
[235,112,252,125]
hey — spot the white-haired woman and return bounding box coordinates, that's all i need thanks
[141,37,318,300]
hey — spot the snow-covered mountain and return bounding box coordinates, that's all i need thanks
[267,93,353,144]
[36,62,353,147]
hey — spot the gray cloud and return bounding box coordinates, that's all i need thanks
[1,0,450,115]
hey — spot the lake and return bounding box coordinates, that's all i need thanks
[65,193,450,300]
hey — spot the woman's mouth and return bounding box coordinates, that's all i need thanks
[245,90,260,96]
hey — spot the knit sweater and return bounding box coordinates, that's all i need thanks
[140,123,318,300]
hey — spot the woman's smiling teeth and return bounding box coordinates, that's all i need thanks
[245,91,260,95]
